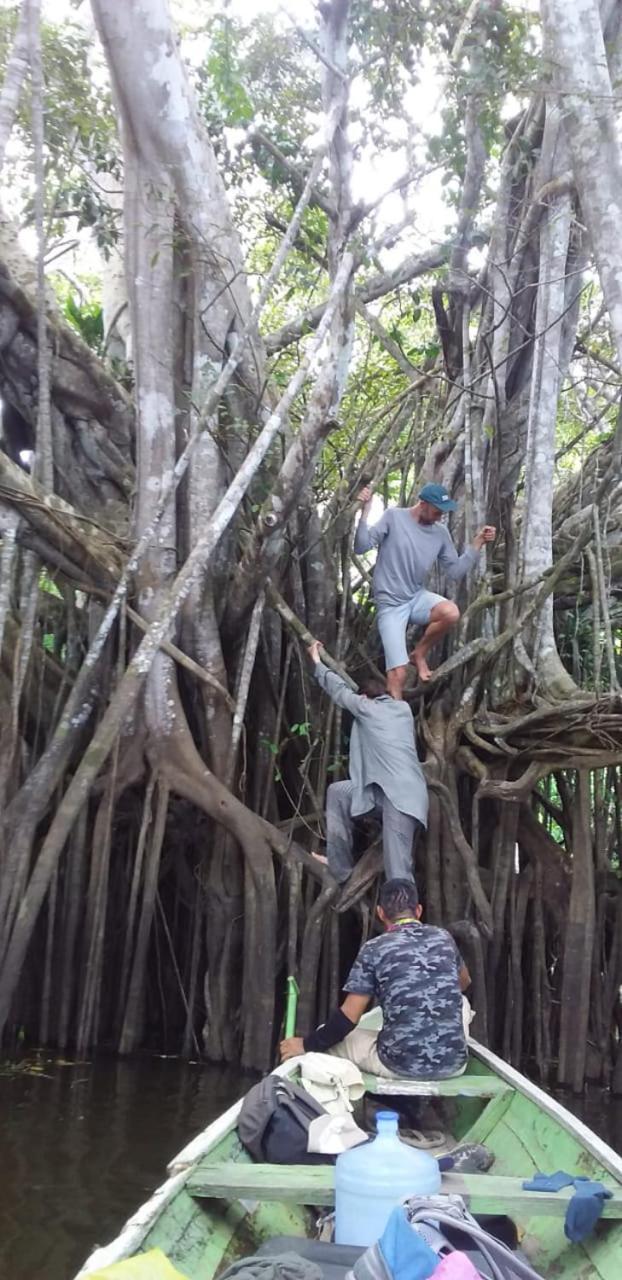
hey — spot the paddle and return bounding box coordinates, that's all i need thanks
[284,974,300,1038]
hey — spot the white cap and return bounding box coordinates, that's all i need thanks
[307,1114,369,1154]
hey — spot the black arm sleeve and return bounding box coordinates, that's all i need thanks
[303,1007,356,1053]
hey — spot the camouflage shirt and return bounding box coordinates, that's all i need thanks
[344,923,467,1078]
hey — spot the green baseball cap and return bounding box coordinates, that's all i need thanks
[418,482,457,512]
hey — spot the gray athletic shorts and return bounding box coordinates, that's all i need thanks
[377,589,446,669]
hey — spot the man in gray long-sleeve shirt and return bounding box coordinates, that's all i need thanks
[355,481,495,698]
[309,641,427,885]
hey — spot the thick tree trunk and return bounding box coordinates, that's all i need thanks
[0,0,30,171]
[543,0,622,366]
[519,107,577,698]
[557,772,596,1090]
[91,0,263,394]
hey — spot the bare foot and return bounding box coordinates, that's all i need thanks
[411,647,432,682]
[311,851,328,867]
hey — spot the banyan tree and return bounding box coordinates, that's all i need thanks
[0,0,621,1090]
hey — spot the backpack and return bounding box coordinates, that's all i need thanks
[238,1073,333,1164]
[351,1196,547,1280]
[405,1198,546,1280]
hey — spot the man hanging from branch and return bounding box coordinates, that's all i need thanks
[355,483,495,697]
[308,640,427,884]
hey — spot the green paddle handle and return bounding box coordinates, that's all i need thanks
[284,975,299,1038]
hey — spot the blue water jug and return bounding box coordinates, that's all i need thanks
[334,1109,441,1245]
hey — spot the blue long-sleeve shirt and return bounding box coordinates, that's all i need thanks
[354,507,479,607]
[313,661,428,825]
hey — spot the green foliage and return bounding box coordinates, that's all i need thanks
[349,0,428,115]
[39,571,62,600]
[63,292,104,352]
[425,3,539,202]
[0,0,605,573]
[260,734,283,782]
[51,274,104,353]
[535,775,564,846]
[0,10,120,251]
[47,175,121,257]
[197,14,254,131]
[193,10,320,196]
[289,721,311,740]
[326,755,348,775]
[557,602,622,694]
[233,17,320,145]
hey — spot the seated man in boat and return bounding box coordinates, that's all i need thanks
[355,482,495,697]
[281,878,471,1080]
[307,639,427,884]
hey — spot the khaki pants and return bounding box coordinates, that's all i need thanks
[330,999,472,1079]
[330,1027,399,1077]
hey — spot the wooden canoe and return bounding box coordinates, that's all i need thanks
[76,1027,622,1280]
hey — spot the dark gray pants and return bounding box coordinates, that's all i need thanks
[325,780,421,885]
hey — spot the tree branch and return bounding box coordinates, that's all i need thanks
[266,579,357,687]
[0,449,125,586]
[249,126,335,217]
[0,0,29,171]
[354,296,424,381]
[265,242,451,353]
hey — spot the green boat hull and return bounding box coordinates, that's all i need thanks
[76,1033,622,1280]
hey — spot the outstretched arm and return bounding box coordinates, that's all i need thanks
[353,485,389,554]
[438,525,495,583]
[309,642,367,717]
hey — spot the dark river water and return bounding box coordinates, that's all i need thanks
[0,1054,252,1280]
[1,1054,621,1280]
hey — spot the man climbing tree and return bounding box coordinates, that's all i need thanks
[1,0,622,1097]
[308,640,427,884]
[355,484,495,696]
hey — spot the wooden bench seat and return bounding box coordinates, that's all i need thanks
[360,1074,512,1098]
[188,1163,334,1204]
[187,1162,622,1220]
[442,1172,622,1218]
